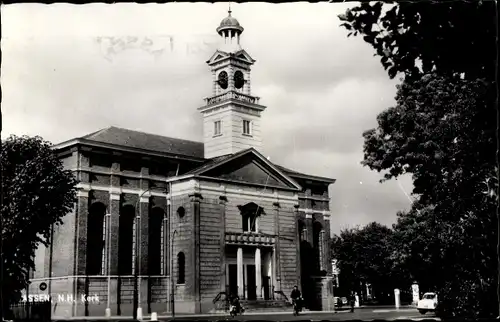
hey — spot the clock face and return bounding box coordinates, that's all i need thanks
[218,71,228,90]
[234,70,245,89]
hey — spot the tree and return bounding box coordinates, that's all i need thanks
[338,1,496,82]
[359,73,497,317]
[1,135,78,306]
[331,222,395,303]
[339,1,498,317]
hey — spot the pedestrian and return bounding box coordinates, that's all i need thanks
[350,292,355,313]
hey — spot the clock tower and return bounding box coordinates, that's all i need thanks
[199,9,267,159]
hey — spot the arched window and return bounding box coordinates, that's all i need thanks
[177,207,185,219]
[119,205,135,275]
[87,202,106,275]
[177,252,185,284]
[149,207,164,275]
[313,221,323,273]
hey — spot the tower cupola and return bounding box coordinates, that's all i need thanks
[216,8,244,53]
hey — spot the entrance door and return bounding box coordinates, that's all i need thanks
[246,265,257,300]
[262,275,270,300]
[228,264,238,297]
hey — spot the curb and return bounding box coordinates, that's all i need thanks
[52,310,353,321]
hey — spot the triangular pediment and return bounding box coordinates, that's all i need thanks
[192,149,301,190]
[232,49,255,64]
[207,50,230,64]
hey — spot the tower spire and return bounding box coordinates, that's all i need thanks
[228,2,232,15]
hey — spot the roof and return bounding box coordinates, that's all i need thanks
[216,10,244,35]
[275,164,336,184]
[80,126,204,159]
[56,126,335,184]
[184,153,234,175]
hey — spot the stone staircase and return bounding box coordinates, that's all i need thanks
[209,299,292,314]
[240,299,292,312]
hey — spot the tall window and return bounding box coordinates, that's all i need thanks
[242,213,258,233]
[238,202,263,233]
[149,207,164,275]
[177,252,185,284]
[319,230,326,271]
[214,120,222,136]
[242,120,251,135]
[313,221,323,273]
[87,203,106,275]
[119,205,135,275]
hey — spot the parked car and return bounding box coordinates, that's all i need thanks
[334,296,348,307]
[417,292,438,315]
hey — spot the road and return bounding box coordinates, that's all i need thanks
[162,307,440,321]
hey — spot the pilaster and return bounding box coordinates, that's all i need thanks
[294,204,302,289]
[108,191,121,315]
[245,70,251,95]
[212,70,217,96]
[219,195,228,292]
[164,201,170,276]
[75,189,90,275]
[189,192,203,314]
[139,195,150,308]
[110,162,120,186]
[273,202,281,290]
[139,196,150,275]
[108,196,121,276]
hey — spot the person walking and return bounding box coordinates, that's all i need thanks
[349,292,355,313]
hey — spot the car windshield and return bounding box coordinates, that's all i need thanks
[423,294,435,300]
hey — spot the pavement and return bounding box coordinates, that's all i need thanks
[50,306,440,321]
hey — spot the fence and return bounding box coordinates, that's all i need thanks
[7,300,52,321]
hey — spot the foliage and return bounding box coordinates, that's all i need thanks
[331,222,395,301]
[367,73,497,318]
[338,1,496,82]
[339,1,498,317]
[1,135,78,304]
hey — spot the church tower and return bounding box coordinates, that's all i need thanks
[199,8,267,159]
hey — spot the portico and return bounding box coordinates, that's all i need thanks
[225,234,276,300]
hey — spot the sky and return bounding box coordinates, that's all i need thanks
[1,2,415,234]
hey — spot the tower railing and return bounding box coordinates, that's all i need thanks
[205,90,260,105]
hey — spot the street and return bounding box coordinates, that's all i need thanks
[161,307,440,321]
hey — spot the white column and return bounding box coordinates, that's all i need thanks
[237,247,244,297]
[255,248,262,299]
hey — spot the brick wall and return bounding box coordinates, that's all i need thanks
[276,204,298,296]
[224,195,276,234]
[198,196,223,312]
[169,193,194,309]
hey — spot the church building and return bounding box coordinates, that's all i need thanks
[29,9,336,318]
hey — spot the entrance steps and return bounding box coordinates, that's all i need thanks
[209,300,292,314]
[241,299,292,312]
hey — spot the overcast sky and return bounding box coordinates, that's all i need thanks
[2,2,415,234]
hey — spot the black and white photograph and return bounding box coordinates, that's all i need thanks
[0,1,498,322]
